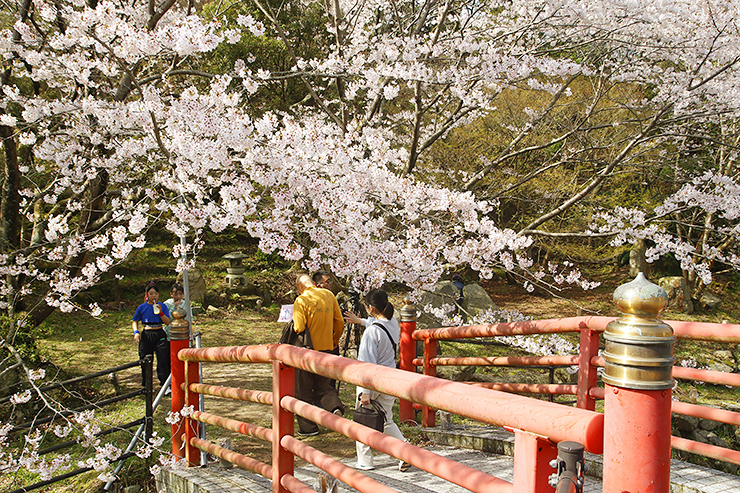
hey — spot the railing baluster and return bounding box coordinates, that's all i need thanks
[422,337,437,427]
[273,360,295,493]
[512,430,558,493]
[577,329,599,410]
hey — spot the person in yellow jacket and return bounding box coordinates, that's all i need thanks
[292,274,345,435]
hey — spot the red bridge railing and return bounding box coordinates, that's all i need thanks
[170,343,603,493]
[406,294,740,476]
[166,273,736,493]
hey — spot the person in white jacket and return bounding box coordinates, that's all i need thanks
[344,289,410,472]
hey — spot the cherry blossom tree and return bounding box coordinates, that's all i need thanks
[1,0,738,319]
[1,0,739,333]
[2,0,740,486]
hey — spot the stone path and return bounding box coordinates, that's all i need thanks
[158,433,740,493]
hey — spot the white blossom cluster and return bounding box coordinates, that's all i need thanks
[1,391,192,489]
[591,169,740,285]
[4,0,736,320]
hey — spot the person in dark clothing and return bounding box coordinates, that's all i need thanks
[132,281,171,391]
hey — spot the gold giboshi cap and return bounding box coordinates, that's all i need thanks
[169,305,190,341]
[603,272,675,390]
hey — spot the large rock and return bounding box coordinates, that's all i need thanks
[179,267,207,305]
[416,280,499,330]
[699,292,722,311]
[656,276,693,314]
[463,283,499,320]
[416,280,462,330]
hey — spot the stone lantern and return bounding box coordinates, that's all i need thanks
[222,251,248,288]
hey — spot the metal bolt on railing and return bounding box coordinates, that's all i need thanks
[548,441,586,493]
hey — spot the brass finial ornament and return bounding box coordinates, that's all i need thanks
[169,305,190,341]
[399,297,417,322]
[602,272,675,390]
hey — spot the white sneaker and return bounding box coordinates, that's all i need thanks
[356,464,375,471]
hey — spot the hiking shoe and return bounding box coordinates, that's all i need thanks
[296,430,319,437]
[399,461,412,472]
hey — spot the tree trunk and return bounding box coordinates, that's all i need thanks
[629,238,648,278]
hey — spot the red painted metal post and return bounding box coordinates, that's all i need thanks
[169,311,190,459]
[604,386,672,492]
[272,360,295,493]
[183,359,200,465]
[512,430,558,493]
[399,300,417,424]
[421,337,437,427]
[602,273,674,493]
[577,328,599,410]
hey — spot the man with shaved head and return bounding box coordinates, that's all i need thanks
[292,273,345,435]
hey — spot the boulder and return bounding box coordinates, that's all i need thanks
[463,283,500,320]
[672,414,698,432]
[656,276,693,314]
[713,350,733,362]
[698,418,722,432]
[179,268,207,305]
[416,280,465,330]
[416,280,500,330]
[708,362,733,374]
[699,292,722,311]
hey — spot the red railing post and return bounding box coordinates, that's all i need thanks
[399,299,417,424]
[169,308,190,459]
[421,337,437,427]
[577,328,599,410]
[272,360,295,493]
[183,359,200,465]
[512,430,558,493]
[602,273,674,493]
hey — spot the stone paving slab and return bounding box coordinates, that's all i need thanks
[156,426,740,493]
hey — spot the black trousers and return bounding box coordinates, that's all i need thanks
[139,328,170,387]
[295,349,345,434]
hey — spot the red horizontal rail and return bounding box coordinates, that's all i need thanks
[189,383,273,404]
[282,396,514,493]
[180,344,604,453]
[281,434,399,493]
[671,401,740,426]
[413,317,740,343]
[673,366,740,387]
[279,470,327,493]
[590,388,605,399]
[413,316,613,340]
[669,321,740,342]
[190,436,273,478]
[191,410,273,442]
[465,382,578,395]
[672,436,740,466]
[415,355,579,367]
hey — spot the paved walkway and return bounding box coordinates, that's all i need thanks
[157,426,740,493]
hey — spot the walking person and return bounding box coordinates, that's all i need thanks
[292,274,346,435]
[344,289,410,472]
[132,281,171,393]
